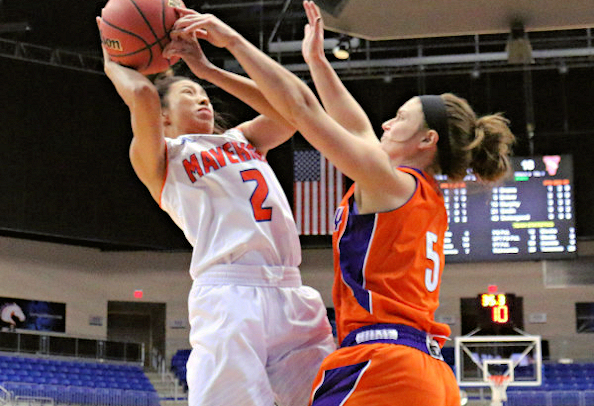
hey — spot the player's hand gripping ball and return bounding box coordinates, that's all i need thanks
[99,0,185,74]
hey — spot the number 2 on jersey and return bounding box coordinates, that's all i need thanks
[240,169,272,222]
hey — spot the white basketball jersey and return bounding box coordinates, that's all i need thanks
[160,129,301,279]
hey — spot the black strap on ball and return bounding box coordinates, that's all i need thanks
[419,95,451,175]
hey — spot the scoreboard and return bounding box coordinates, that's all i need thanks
[478,293,517,328]
[436,155,576,263]
[459,293,524,335]
[467,292,524,335]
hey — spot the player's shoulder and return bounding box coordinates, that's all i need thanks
[221,128,248,143]
[396,166,443,202]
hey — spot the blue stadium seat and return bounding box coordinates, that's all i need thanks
[147,391,160,406]
[122,389,149,406]
[0,355,157,404]
[96,387,123,406]
[93,368,108,376]
[515,365,535,378]
[66,385,93,405]
[2,382,18,394]
[37,377,50,385]
[9,382,36,398]
[583,390,594,406]
[507,390,549,406]
[170,350,192,389]
[38,384,59,400]
[550,390,581,406]
[47,378,60,385]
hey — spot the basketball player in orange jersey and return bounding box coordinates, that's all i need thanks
[97,15,335,406]
[168,2,515,404]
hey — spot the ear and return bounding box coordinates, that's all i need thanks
[162,109,172,127]
[419,128,439,150]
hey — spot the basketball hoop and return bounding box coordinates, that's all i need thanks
[487,375,511,406]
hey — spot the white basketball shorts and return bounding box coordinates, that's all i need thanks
[186,266,336,406]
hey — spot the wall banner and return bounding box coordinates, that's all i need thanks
[0,297,66,333]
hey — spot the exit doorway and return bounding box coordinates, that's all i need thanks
[107,301,166,368]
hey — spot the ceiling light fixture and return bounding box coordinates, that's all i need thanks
[332,36,351,60]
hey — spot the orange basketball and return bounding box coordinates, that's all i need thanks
[99,0,185,75]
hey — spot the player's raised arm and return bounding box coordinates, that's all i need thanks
[165,7,296,154]
[301,1,376,143]
[97,17,166,202]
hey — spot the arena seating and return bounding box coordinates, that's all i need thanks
[438,349,594,405]
[0,354,159,406]
[506,390,594,405]
[170,349,190,391]
[502,363,594,406]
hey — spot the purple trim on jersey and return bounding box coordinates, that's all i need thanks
[310,360,371,406]
[239,168,273,222]
[337,198,375,313]
[340,323,444,360]
[399,165,427,179]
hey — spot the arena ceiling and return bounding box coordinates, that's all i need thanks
[0,0,593,79]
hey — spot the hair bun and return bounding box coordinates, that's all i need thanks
[469,114,515,182]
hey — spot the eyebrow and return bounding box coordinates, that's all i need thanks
[177,83,208,98]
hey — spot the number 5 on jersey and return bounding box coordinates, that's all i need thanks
[240,169,273,222]
[425,231,441,292]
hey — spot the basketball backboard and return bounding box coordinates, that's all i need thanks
[454,334,542,387]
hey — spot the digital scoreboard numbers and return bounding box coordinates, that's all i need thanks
[476,293,520,333]
[480,293,512,325]
[437,155,577,262]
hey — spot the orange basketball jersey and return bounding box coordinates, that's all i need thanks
[332,167,451,345]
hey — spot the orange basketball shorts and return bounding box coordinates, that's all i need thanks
[309,324,460,406]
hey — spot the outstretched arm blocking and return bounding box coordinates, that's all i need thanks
[301,1,375,142]
[172,12,397,194]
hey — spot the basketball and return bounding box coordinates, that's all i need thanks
[99,0,185,75]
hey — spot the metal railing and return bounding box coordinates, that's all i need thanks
[0,385,12,405]
[14,395,55,406]
[149,348,185,401]
[0,331,143,365]
[1,382,159,406]
[2,27,594,81]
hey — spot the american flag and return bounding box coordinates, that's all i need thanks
[293,149,345,235]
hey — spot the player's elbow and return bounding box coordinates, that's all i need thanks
[128,83,160,112]
[284,91,323,128]
[132,83,159,103]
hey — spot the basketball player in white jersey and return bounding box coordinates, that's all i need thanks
[97,16,335,406]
